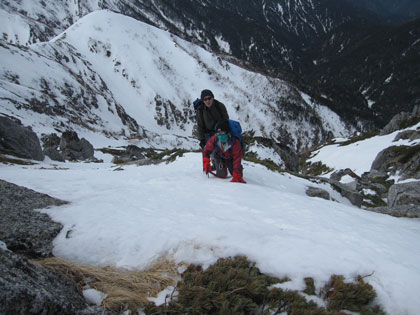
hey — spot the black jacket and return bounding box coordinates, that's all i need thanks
[196,100,229,141]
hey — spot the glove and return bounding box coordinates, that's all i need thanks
[203,157,211,174]
[199,139,206,149]
[231,172,246,183]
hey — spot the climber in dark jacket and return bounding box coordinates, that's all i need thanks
[196,89,229,149]
[202,119,246,183]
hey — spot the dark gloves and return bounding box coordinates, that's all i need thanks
[231,172,246,183]
[199,139,206,149]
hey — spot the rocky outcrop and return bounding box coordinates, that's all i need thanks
[0,115,44,161]
[0,179,68,258]
[304,107,420,217]
[306,187,330,200]
[380,105,420,135]
[41,133,65,162]
[111,145,146,164]
[41,131,102,162]
[387,181,420,217]
[0,180,111,314]
[0,248,88,314]
[60,131,95,161]
[370,144,420,181]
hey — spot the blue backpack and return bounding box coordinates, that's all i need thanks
[193,98,202,111]
[228,119,245,151]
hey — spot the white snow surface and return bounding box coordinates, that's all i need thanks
[82,288,108,306]
[1,149,420,315]
[309,122,420,178]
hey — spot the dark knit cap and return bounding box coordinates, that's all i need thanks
[215,119,230,133]
[201,89,214,100]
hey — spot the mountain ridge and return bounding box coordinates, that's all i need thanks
[1,9,351,151]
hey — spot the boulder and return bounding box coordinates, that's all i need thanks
[111,145,146,164]
[380,104,420,136]
[60,131,95,161]
[0,115,44,161]
[393,130,420,142]
[0,179,67,258]
[306,187,330,200]
[370,145,420,180]
[335,183,364,207]
[330,168,359,182]
[0,248,109,314]
[41,133,65,162]
[387,181,420,217]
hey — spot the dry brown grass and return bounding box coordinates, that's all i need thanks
[32,256,181,313]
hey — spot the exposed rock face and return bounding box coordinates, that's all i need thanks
[306,187,330,200]
[0,115,44,161]
[370,144,420,180]
[380,105,420,135]
[387,181,420,217]
[274,143,299,172]
[41,131,102,162]
[0,248,89,314]
[60,131,95,161]
[41,133,65,162]
[111,145,146,164]
[0,180,111,314]
[0,179,67,258]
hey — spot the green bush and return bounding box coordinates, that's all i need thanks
[145,257,385,315]
[322,275,385,314]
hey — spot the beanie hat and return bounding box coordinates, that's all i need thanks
[201,89,214,100]
[215,119,230,133]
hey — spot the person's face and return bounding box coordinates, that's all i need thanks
[203,96,214,107]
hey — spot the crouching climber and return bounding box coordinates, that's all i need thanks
[202,119,246,183]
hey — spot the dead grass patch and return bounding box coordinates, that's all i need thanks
[33,256,180,313]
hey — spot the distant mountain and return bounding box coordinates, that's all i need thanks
[1,0,419,138]
[305,17,420,128]
[346,0,420,23]
[0,10,352,151]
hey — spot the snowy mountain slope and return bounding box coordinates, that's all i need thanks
[0,10,352,150]
[1,149,420,314]
[0,0,119,45]
[308,121,420,178]
[0,38,141,137]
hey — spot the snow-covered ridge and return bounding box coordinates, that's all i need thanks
[1,10,351,150]
[309,122,420,178]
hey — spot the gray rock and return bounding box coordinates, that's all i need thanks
[370,145,420,180]
[336,184,364,207]
[41,133,65,162]
[273,143,299,172]
[0,248,110,314]
[330,168,359,182]
[0,179,67,258]
[0,115,44,161]
[393,130,420,142]
[60,131,94,161]
[380,104,420,136]
[387,181,420,217]
[41,133,61,148]
[306,187,330,200]
[380,112,410,135]
[44,146,65,162]
[126,145,146,159]
[111,144,146,164]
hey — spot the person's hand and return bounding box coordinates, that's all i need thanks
[203,157,211,174]
[231,172,246,183]
[200,139,206,149]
